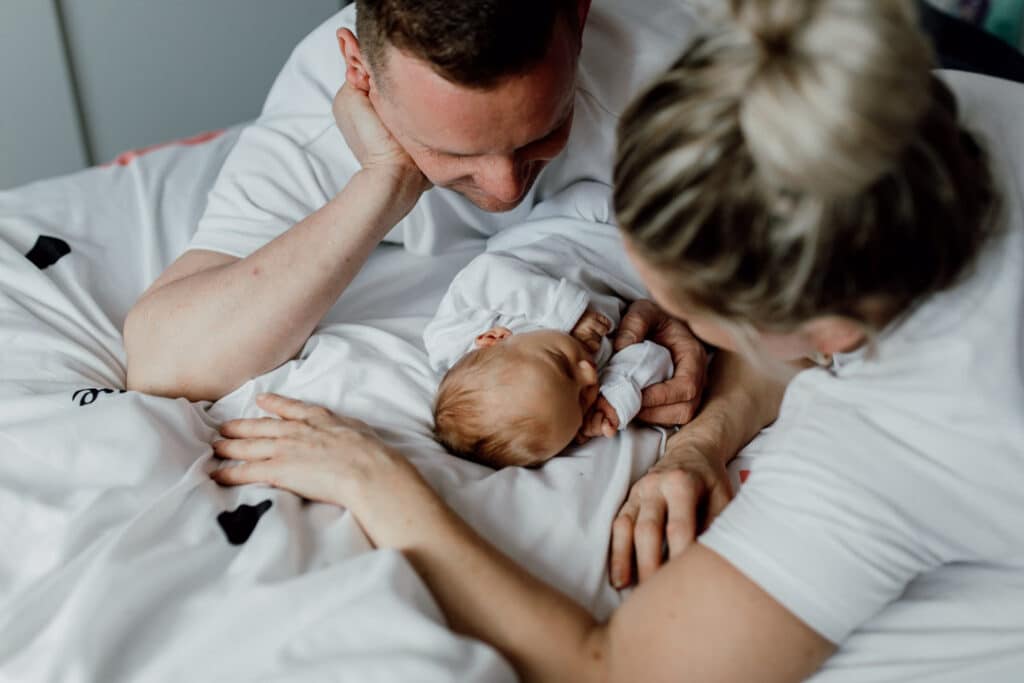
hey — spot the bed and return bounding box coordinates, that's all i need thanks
[0,118,680,681]
[4,0,1023,675]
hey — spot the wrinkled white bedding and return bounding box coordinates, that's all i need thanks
[0,129,665,682]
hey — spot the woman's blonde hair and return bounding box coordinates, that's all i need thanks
[614,0,998,332]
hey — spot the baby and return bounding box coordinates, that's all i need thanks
[423,224,674,469]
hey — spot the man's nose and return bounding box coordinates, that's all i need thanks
[476,155,530,204]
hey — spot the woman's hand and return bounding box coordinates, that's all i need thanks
[609,440,734,588]
[211,394,426,531]
[614,300,708,427]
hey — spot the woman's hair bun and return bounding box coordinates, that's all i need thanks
[729,0,934,196]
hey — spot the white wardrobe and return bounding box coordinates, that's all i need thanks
[1,0,346,190]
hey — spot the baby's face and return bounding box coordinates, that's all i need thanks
[484,330,601,462]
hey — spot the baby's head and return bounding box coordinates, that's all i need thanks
[433,327,600,468]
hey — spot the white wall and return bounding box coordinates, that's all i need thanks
[0,2,88,189]
[0,0,347,190]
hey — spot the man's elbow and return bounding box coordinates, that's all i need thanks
[123,306,224,402]
[125,359,228,403]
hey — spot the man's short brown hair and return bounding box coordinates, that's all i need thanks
[355,0,578,89]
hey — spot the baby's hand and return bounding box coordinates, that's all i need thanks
[571,309,612,354]
[577,395,619,442]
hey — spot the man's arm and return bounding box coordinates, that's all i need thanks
[126,75,430,401]
[124,168,423,401]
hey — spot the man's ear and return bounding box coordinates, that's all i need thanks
[802,316,867,357]
[475,327,513,348]
[337,28,371,92]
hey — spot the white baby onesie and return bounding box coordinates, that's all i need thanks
[423,199,674,429]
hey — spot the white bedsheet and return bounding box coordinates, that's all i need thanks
[0,128,664,682]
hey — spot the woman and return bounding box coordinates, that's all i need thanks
[211,0,1024,680]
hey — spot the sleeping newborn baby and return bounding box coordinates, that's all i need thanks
[423,192,673,468]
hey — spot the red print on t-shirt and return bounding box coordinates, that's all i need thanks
[106,129,227,167]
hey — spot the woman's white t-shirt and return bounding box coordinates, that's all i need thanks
[701,71,1024,683]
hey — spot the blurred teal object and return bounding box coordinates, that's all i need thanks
[985,0,1024,48]
[927,0,1024,48]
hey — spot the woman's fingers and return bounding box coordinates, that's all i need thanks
[633,495,668,583]
[637,377,702,426]
[609,506,637,588]
[213,437,284,461]
[703,476,735,532]
[661,470,701,559]
[211,461,274,487]
[219,417,301,439]
[614,301,659,351]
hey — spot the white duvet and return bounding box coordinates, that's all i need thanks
[0,130,665,682]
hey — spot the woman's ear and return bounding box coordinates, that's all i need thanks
[475,327,513,348]
[337,28,371,92]
[803,316,867,357]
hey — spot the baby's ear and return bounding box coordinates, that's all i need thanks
[475,326,513,348]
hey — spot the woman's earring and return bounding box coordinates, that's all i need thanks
[809,351,833,368]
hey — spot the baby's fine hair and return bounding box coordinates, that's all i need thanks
[433,347,549,468]
[614,0,998,335]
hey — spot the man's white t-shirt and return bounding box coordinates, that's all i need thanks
[702,71,1024,683]
[187,0,703,259]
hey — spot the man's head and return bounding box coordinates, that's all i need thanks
[342,0,590,212]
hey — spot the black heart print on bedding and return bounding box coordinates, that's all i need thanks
[217,500,273,545]
[25,235,71,269]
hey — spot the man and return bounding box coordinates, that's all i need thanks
[124,0,708,405]
[124,0,782,583]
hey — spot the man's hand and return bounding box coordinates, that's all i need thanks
[332,83,430,196]
[609,439,733,588]
[614,300,708,426]
[571,308,612,354]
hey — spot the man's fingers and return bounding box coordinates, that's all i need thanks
[633,499,667,583]
[609,509,637,588]
[636,399,701,428]
[212,437,282,461]
[220,417,300,439]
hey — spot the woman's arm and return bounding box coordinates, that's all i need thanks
[212,394,833,683]
[609,350,791,586]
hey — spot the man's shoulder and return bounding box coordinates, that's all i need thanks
[577,0,705,117]
[259,4,356,120]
